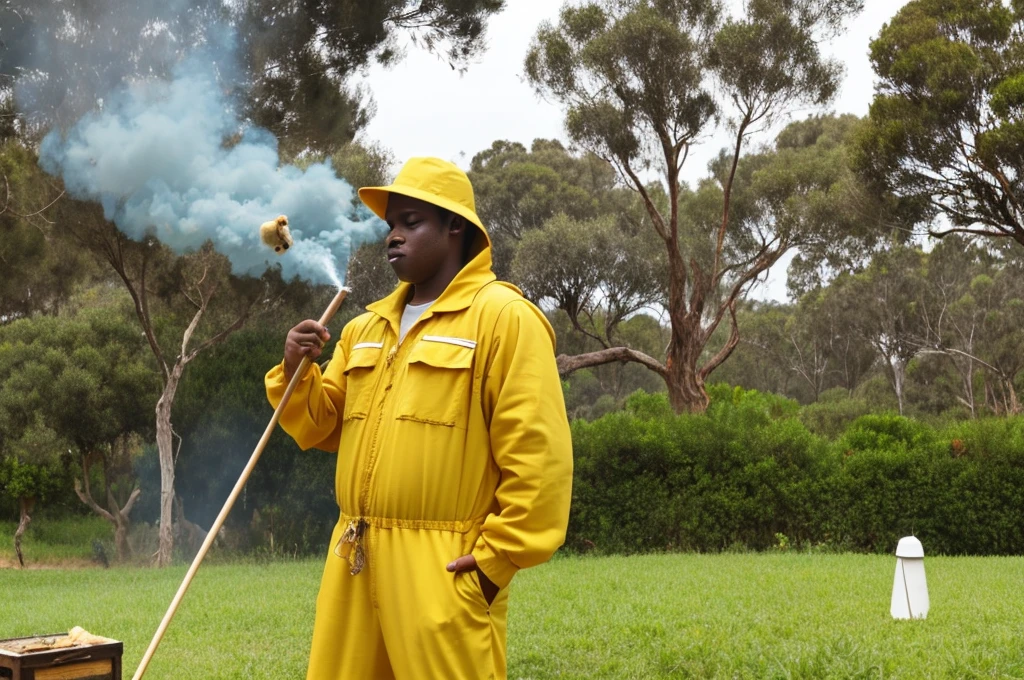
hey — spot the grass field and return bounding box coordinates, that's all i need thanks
[3,552,1024,678]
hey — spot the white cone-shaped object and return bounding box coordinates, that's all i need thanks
[891,536,929,619]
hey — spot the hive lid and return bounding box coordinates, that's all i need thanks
[895,535,924,558]
[0,630,118,657]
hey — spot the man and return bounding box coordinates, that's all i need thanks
[265,157,573,679]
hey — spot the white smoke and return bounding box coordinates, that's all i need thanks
[39,53,384,287]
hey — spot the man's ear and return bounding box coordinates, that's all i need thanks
[448,214,466,238]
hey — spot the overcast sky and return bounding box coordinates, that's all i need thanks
[359,0,913,300]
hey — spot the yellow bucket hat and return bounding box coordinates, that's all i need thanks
[358,157,487,237]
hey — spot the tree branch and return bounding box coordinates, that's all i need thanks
[74,455,115,524]
[711,114,752,285]
[699,300,740,380]
[179,301,207,360]
[103,235,169,380]
[182,295,260,365]
[616,158,670,242]
[568,311,610,350]
[928,225,1018,241]
[120,487,142,518]
[556,346,667,378]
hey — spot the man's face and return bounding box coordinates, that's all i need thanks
[384,194,459,284]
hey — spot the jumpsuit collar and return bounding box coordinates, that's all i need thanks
[366,247,498,331]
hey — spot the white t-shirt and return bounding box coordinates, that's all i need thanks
[399,301,433,343]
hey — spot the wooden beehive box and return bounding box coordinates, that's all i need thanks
[0,634,122,680]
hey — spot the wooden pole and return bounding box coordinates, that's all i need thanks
[132,287,350,680]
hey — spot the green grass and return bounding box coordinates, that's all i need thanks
[3,553,1024,678]
[0,515,114,564]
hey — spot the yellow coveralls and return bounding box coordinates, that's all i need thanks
[265,239,573,679]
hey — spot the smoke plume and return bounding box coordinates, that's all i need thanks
[36,35,383,287]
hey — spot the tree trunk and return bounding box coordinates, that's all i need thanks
[14,496,35,568]
[666,324,712,413]
[107,484,140,562]
[1005,376,1021,415]
[963,361,976,419]
[74,450,141,563]
[113,517,130,561]
[155,361,185,566]
[666,363,709,413]
[174,494,209,560]
[891,358,907,416]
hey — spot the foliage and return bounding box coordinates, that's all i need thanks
[0,141,97,321]
[799,388,873,438]
[568,385,1024,556]
[569,386,828,553]
[1,0,505,150]
[524,0,874,412]
[0,0,225,140]
[828,245,927,415]
[0,293,157,554]
[858,0,1024,247]
[468,138,637,279]
[514,214,663,346]
[0,421,73,512]
[234,0,506,152]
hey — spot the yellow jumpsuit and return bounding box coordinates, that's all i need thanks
[265,242,573,680]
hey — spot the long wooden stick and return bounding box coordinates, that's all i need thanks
[132,287,350,680]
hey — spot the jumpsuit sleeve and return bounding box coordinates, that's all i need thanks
[472,300,573,589]
[264,323,351,453]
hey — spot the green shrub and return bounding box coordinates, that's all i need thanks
[569,386,828,553]
[568,387,1024,557]
[800,389,872,438]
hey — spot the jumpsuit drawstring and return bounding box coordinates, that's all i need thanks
[334,518,368,575]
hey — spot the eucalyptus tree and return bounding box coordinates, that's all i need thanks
[0,426,69,567]
[512,213,666,369]
[978,246,1024,413]
[468,138,666,358]
[783,295,835,401]
[718,301,801,399]
[858,0,1024,248]
[524,0,881,413]
[918,239,1024,415]
[829,246,927,415]
[915,237,996,417]
[469,138,632,279]
[800,284,875,395]
[0,0,225,141]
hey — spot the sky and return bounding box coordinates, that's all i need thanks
[359,0,913,300]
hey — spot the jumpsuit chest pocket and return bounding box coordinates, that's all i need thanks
[397,336,476,428]
[342,343,383,420]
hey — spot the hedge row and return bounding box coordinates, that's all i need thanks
[567,386,1024,555]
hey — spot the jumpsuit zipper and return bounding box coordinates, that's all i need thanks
[358,343,398,513]
[338,343,399,576]
[338,312,433,576]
